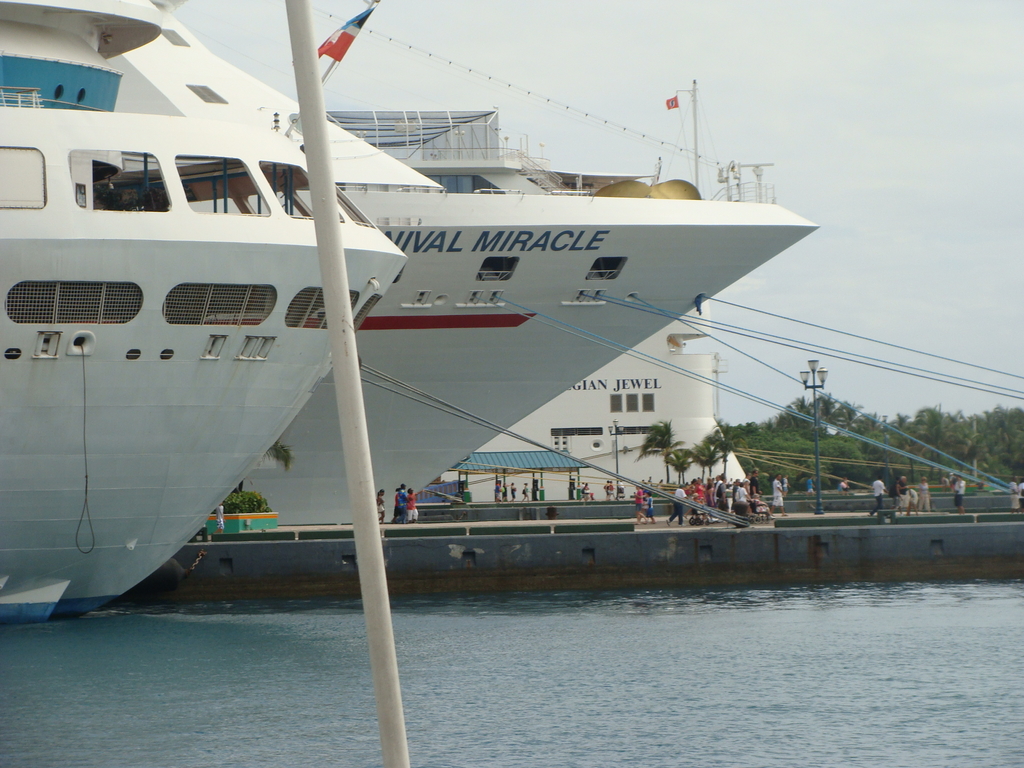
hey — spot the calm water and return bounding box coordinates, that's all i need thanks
[2,582,1023,768]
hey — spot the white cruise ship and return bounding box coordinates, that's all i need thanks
[115,14,813,531]
[0,1,406,622]
[249,111,815,523]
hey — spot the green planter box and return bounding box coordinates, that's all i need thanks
[206,513,278,534]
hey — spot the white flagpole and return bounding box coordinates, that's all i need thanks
[283,2,411,767]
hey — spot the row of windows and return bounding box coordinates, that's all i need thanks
[610,393,655,413]
[4,281,372,329]
[0,147,371,225]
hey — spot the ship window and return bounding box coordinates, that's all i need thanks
[642,393,655,412]
[175,156,268,215]
[76,88,86,104]
[160,349,174,360]
[162,283,277,326]
[337,189,372,226]
[162,29,190,47]
[126,348,141,360]
[70,150,169,212]
[6,281,143,324]
[237,336,275,360]
[610,394,622,413]
[586,257,627,280]
[551,427,603,437]
[5,348,22,360]
[260,162,313,218]
[284,287,361,329]
[626,394,639,412]
[54,85,64,100]
[0,147,46,209]
[427,175,498,194]
[186,84,228,104]
[476,256,519,281]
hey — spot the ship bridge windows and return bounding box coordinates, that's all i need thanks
[70,150,169,212]
[427,175,498,194]
[586,257,627,280]
[163,283,277,326]
[175,156,268,215]
[284,287,362,329]
[6,281,143,324]
[0,147,46,209]
[476,256,519,282]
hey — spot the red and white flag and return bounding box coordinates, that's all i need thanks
[665,95,679,110]
[318,4,376,62]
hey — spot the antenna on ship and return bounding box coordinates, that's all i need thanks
[667,80,700,192]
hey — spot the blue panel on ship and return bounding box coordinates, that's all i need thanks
[0,55,121,111]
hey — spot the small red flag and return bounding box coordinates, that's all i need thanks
[666,95,679,110]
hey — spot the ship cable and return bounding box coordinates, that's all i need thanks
[706,296,1024,385]
[493,295,998,488]
[600,295,1024,401]
[593,294,1007,493]
[360,366,749,527]
[75,340,95,554]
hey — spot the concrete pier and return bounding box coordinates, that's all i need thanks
[152,511,1024,602]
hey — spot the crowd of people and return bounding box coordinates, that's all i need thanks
[378,484,420,524]
[632,469,792,525]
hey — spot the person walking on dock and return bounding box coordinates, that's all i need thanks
[510,483,517,502]
[896,476,909,514]
[393,485,408,524]
[215,502,225,534]
[918,477,931,513]
[1010,478,1020,513]
[376,489,385,524]
[634,486,646,523]
[494,479,502,503]
[406,489,418,523]
[952,475,966,514]
[669,485,687,526]
[771,474,787,517]
[871,477,885,516]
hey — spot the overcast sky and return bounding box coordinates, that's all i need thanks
[176,0,1024,425]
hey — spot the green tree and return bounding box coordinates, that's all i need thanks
[690,439,722,481]
[637,420,683,483]
[265,440,294,471]
[708,422,749,480]
[666,447,695,485]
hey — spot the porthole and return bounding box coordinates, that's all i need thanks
[591,440,603,451]
[126,349,141,360]
[54,84,64,100]
[76,88,86,104]
[4,348,21,359]
[159,348,174,360]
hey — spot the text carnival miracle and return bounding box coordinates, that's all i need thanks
[384,228,611,253]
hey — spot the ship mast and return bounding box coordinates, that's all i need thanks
[284,2,411,767]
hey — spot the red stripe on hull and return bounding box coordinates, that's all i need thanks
[360,313,533,331]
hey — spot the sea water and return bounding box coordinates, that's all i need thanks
[2,581,1022,768]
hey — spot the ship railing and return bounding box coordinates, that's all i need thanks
[711,181,776,204]
[473,188,525,196]
[549,189,595,196]
[0,86,43,108]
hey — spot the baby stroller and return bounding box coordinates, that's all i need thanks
[747,497,773,524]
[687,506,712,526]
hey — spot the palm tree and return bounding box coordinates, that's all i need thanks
[666,448,695,485]
[690,439,722,481]
[637,420,682,483]
[265,440,294,471]
[708,422,748,480]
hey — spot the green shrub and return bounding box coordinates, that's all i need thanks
[223,491,272,517]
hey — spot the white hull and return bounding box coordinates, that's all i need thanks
[253,192,815,522]
[0,106,404,620]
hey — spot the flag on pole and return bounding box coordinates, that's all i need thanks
[665,95,680,110]
[318,4,377,62]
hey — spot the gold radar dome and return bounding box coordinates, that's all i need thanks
[594,180,652,198]
[649,179,702,200]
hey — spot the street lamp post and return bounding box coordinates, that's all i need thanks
[800,360,829,515]
[609,419,620,476]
